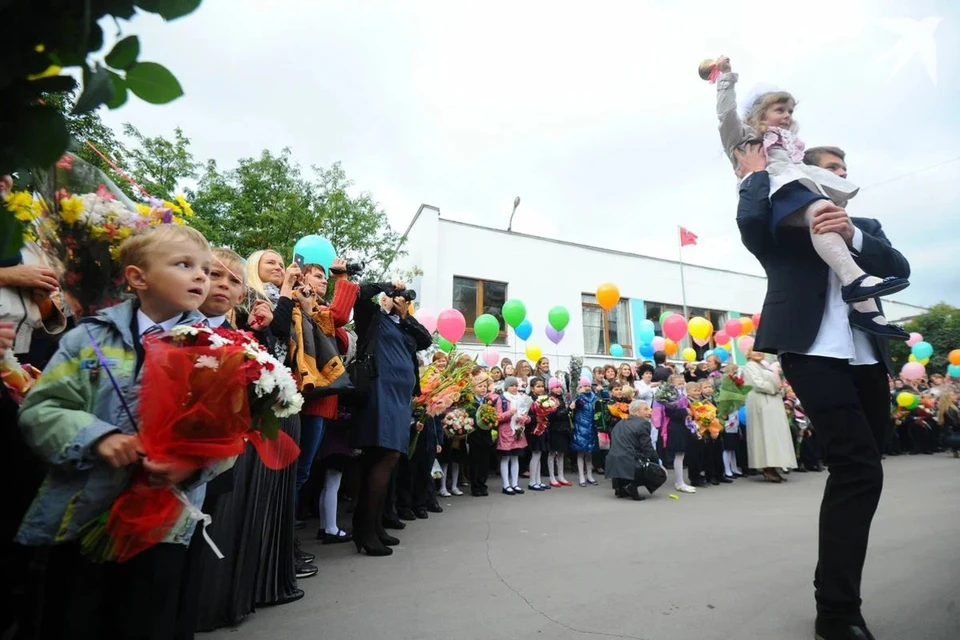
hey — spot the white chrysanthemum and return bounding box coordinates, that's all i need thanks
[195,355,220,371]
[254,371,278,396]
[274,392,304,417]
[207,333,232,349]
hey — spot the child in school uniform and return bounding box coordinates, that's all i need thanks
[699,379,729,485]
[16,225,230,640]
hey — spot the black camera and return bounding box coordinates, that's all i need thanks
[330,261,366,277]
[380,283,417,302]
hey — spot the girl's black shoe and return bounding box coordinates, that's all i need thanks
[379,533,400,547]
[841,274,909,303]
[848,309,909,340]
[354,538,393,556]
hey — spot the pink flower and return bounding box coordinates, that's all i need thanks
[95,184,116,201]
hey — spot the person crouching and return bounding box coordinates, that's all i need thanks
[606,401,665,501]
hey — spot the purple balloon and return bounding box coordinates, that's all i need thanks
[546,326,565,344]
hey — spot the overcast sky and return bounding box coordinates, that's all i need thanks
[102,0,959,308]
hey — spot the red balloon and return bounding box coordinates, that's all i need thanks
[724,318,743,338]
[752,313,761,329]
[715,330,730,346]
[662,314,688,342]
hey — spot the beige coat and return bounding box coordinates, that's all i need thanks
[742,361,796,470]
[0,242,67,354]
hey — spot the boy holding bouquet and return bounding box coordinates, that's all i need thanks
[17,225,225,640]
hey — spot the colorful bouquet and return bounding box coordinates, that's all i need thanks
[442,408,476,438]
[716,373,753,418]
[414,355,476,418]
[80,324,303,562]
[531,395,559,435]
[1,350,41,405]
[690,401,722,439]
[476,402,499,431]
[607,401,630,421]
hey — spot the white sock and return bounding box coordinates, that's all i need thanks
[510,457,520,488]
[851,298,887,324]
[651,427,659,449]
[440,463,450,492]
[450,463,460,489]
[674,452,687,488]
[577,453,586,483]
[586,454,595,483]
[547,452,558,483]
[500,457,511,488]
[723,450,735,477]
[322,468,343,535]
[529,452,541,486]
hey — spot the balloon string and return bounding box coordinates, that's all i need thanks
[83,140,153,199]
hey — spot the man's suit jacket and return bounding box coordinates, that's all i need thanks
[736,171,911,374]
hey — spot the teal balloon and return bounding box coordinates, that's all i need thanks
[581,367,592,380]
[714,346,729,362]
[949,364,960,378]
[610,343,624,358]
[638,319,656,343]
[548,306,570,332]
[502,299,527,328]
[911,341,934,360]
[473,314,500,345]
[292,235,336,272]
[639,343,654,359]
[514,318,533,341]
[437,337,455,353]
[659,311,673,325]
[704,349,715,359]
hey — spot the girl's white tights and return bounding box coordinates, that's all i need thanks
[722,449,742,477]
[319,468,343,535]
[500,456,520,489]
[547,452,567,484]
[577,453,595,484]
[529,451,542,487]
[673,452,689,489]
[796,201,886,323]
[448,462,460,492]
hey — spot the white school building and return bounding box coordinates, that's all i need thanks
[393,205,928,370]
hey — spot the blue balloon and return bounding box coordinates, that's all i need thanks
[292,235,336,272]
[581,367,592,380]
[703,349,715,359]
[911,341,934,361]
[639,342,655,358]
[610,343,624,358]
[949,364,960,379]
[515,318,533,341]
[714,346,729,362]
[638,319,656,344]
[738,405,748,427]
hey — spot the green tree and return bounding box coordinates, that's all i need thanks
[890,303,960,373]
[122,123,199,200]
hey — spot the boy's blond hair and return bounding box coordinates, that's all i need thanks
[685,381,701,394]
[120,224,210,270]
[211,247,246,284]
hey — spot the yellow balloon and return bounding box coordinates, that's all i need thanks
[525,343,542,362]
[682,347,697,362]
[896,391,914,408]
[908,354,918,363]
[920,358,929,366]
[688,316,713,342]
[740,318,754,334]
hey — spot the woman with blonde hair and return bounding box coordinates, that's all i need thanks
[937,388,960,457]
[741,349,796,482]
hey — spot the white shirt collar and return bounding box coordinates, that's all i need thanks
[136,309,182,339]
[205,315,227,328]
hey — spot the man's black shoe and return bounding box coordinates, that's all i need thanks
[295,560,318,579]
[397,508,416,521]
[383,517,406,530]
[413,508,429,519]
[426,503,443,513]
[814,620,876,640]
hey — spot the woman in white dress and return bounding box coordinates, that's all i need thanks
[742,349,796,483]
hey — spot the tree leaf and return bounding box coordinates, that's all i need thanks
[12,105,70,168]
[73,65,115,114]
[105,35,140,70]
[125,62,183,104]
[135,0,203,20]
[105,71,129,109]
[29,75,78,94]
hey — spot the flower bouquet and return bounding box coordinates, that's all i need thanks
[716,373,753,418]
[408,355,476,456]
[442,408,476,439]
[531,395,559,435]
[80,324,303,562]
[512,395,533,438]
[607,401,630,422]
[690,401,722,439]
[476,402,499,431]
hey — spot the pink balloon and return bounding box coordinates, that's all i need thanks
[714,330,730,346]
[725,318,743,338]
[905,332,923,347]
[651,336,666,351]
[737,336,755,353]
[436,309,466,343]
[901,362,925,380]
[752,313,761,329]
[415,308,437,334]
[662,315,688,342]
[693,336,710,347]
[483,348,499,367]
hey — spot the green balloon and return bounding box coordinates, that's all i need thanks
[474,314,500,345]
[502,299,527,328]
[659,311,673,325]
[908,394,920,410]
[438,337,455,353]
[548,306,570,332]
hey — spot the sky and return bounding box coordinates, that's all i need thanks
[100,0,960,308]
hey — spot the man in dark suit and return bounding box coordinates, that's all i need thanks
[736,144,910,640]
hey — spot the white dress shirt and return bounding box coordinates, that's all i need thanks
[205,315,227,329]
[136,309,182,342]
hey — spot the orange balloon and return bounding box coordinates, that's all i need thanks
[596,283,620,312]
[740,318,754,334]
[664,338,678,356]
[950,349,960,366]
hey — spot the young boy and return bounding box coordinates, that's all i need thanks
[698,379,729,485]
[17,225,220,640]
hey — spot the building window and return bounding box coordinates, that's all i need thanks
[644,302,728,358]
[452,276,508,345]
[582,294,632,357]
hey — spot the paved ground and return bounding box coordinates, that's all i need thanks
[204,455,960,640]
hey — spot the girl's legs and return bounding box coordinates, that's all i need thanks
[723,449,736,478]
[529,451,542,487]
[500,456,511,489]
[547,452,558,484]
[585,453,596,484]
[510,456,520,489]
[673,452,694,491]
[450,463,462,495]
[555,453,568,484]
[577,453,586,484]
[439,463,451,497]
[321,468,345,535]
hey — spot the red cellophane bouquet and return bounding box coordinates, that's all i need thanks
[80,324,304,562]
[531,395,559,436]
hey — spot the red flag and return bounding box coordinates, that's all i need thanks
[679,227,698,247]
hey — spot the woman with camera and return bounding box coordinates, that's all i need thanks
[351,280,432,557]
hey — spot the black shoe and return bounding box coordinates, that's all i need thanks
[382,518,406,530]
[848,309,909,340]
[413,508,429,519]
[709,479,720,486]
[718,476,733,484]
[294,520,307,530]
[624,483,645,501]
[295,560,319,579]
[841,274,909,303]
[502,487,515,495]
[354,538,393,556]
[796,466,809,473]
[379,533,400,546]
[397,508,416,521]
[261,588,305,607]
[814,619,876,640]
[294,548,315,564]
[319,529,354,545]
[512,487,525,494]
[426,503,443,514]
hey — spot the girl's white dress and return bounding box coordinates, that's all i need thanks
[716,71,859,207]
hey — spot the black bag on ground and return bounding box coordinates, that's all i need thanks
[635,457,667,494]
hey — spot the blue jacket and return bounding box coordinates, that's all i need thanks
[17,300,228,547]
[571,391,598,453]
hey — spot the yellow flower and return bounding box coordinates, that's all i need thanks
[163,200,182,214]
[4,191,33,211]
[175,194,194,217]
[90,226,109,241]
[27,65,62,81]
[117,226,133,240]
[59,196,84,225]
[136,203,152,216]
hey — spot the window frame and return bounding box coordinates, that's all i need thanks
[453,275,509,345]
[581,294,633,357]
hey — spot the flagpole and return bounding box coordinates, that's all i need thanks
[677,226,689,320]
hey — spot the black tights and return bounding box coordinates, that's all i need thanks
[353,448,401,550]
